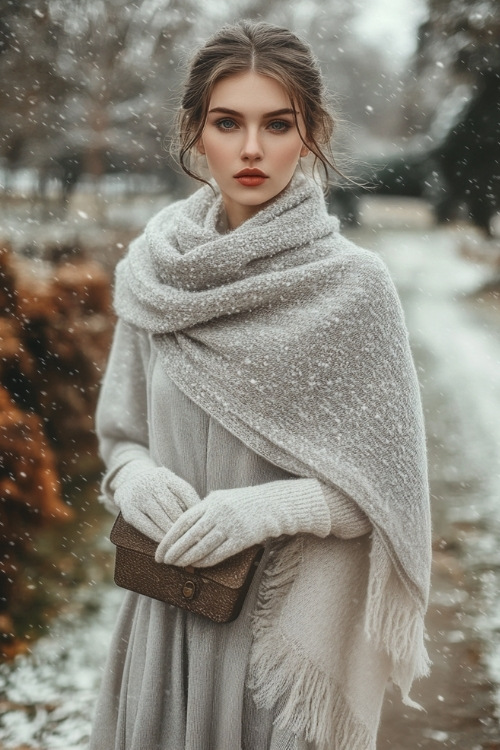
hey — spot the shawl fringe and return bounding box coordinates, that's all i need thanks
[365,532,431,707]
[249,537,375,750]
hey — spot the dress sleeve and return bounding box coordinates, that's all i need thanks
[202,476,371,541]
[95,319,157,511]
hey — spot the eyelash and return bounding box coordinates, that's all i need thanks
[215,118,291,133]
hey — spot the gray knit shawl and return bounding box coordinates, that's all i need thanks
[115,173,431,744]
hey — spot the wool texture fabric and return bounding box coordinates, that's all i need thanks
[92,333,373,750]
[113,462,201,542]
[114,171,432,747]
[155,477,333,567]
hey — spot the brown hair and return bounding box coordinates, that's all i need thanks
[175,20,340,187]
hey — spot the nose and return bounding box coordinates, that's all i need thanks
[240,127,263,161]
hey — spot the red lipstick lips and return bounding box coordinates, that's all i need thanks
[234,168,268,187]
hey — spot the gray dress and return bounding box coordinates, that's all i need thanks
[89,322,315,750]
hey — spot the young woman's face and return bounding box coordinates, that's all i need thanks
[198,71,309,229]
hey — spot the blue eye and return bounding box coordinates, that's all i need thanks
[268,120,290,132]
[216,118,236,130]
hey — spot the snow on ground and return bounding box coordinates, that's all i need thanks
[0,585,123,749]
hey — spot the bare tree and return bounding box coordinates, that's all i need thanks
[0,0,398,196]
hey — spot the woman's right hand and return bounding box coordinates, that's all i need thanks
[113,464,200,542]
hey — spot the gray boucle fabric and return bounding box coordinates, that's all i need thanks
[107,172,431,748]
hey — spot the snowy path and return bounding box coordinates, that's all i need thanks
[368,226,500,748]
[1,222,500,749]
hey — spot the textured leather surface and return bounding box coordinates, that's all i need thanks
[110,513,263,623]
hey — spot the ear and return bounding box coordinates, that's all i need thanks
[300,143,310,157]
[196,138,206,155]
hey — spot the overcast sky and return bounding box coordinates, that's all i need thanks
[353,0,427,62]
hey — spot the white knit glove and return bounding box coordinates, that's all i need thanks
[112,460,201,542]
[155,478,331,567]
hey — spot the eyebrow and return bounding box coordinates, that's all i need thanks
[207,107,298,117]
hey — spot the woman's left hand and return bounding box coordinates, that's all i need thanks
[155,496,252,567]
[155,477,332,567]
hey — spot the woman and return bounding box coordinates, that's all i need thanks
[90,20,431,750]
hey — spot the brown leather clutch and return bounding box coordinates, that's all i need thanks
[110,512,264,623]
